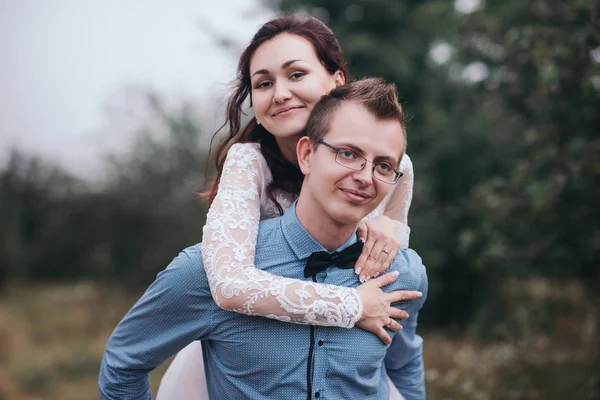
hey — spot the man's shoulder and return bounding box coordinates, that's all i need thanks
[389,248,427,291]
[256,216,285,246]
[160,244,208,283]
[171,244,203,265]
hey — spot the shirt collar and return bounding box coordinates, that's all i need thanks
[280,201,359,260]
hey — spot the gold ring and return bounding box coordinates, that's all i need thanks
[385,318,393,327]
[382,249,390,254]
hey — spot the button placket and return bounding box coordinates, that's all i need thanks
[311,326,327,399]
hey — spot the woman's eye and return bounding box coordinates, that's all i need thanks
[255,81,272,89]
[290,71,306,80]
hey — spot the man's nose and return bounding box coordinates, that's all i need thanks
[272,81,292,104]
[351,164,374,184]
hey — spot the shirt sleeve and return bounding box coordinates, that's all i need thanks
[201,143,363,328]
[382,153,414,249]
[384,249,428,400]
[99,246,214,400]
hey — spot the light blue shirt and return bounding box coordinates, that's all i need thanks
[99,203,428,399]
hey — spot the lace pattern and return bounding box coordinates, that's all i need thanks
[201,143,414,328]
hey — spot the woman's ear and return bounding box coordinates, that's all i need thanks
[334,70,345,86]
[296,136,313,176]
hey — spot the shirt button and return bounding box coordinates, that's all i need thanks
[318,340,324,347]
[315,392,320,398]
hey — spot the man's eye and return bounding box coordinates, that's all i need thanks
[339,150,357,160]
[376,163,394,173]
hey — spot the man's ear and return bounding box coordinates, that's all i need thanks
[296,136,313,176]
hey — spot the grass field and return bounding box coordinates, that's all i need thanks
[0,283,597,400]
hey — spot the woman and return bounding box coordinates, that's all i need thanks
[157,14,415,400]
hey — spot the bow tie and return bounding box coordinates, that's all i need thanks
[304,240,364,278]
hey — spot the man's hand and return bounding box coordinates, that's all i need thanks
[355,271,422,344]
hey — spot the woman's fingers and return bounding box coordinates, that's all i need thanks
[386,289,423,304]
[359,238,385,282]
[384,318,403,332]
[355,235,376,280]
[388,307,409,320]
[373,327,393,345]
[370,243,398,279]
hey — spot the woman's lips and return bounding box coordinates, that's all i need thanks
[272,106,304,117]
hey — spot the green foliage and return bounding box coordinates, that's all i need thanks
[0,2,598,397]
[0,0,597,338]
[272,0,600,332]
[0,96,208,288]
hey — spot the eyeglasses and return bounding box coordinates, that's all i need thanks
[317,139,403,184]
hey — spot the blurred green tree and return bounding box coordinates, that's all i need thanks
[0,94,208,287]
[270,0,600,333]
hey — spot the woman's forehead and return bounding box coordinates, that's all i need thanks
[249,34,320,73]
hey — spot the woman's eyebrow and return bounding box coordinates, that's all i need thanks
[251,59,304,77]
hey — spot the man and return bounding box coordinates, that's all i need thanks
[99,78,428,400]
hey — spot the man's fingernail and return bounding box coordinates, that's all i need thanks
[355,268,362,275]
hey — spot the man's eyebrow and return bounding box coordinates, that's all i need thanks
[339,143,400,165]
[251,59,304,77]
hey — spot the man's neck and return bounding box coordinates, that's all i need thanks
[295,196,357,252]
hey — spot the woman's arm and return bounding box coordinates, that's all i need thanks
[202,143,360,327]
[382,153,414,247]
[202,144,419,337]
[354,154,415,281]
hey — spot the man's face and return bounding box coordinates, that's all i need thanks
[298,101,405,227]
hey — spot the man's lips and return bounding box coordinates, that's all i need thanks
[339,188,374,203]
[271,105,304,117]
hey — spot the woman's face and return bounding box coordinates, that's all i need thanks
[249,33,344,146]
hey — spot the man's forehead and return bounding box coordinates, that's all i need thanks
[322,102,405,161]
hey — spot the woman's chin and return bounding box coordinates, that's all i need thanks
[271,127,305,140]
[268,119,308,139]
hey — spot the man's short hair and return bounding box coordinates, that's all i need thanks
[304,78,407,150]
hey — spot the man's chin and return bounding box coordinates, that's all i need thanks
[330,209,366,227]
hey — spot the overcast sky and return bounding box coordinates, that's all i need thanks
[0,0,272,176]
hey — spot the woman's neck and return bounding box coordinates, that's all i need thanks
[274,135,301,165]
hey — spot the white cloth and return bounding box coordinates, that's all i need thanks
[157,143,414,399]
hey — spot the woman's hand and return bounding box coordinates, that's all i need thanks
[355,271,422,344]
[355,216,401,282]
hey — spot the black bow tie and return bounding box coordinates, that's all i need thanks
[304,240,364,278]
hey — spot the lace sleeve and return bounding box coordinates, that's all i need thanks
[201,143,363,328]
[382,153,414,249]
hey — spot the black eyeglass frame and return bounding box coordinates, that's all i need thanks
[316,139,403,184]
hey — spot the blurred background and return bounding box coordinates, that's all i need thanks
[0,0,598,399]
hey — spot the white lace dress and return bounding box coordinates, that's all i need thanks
[156,143,414,400]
